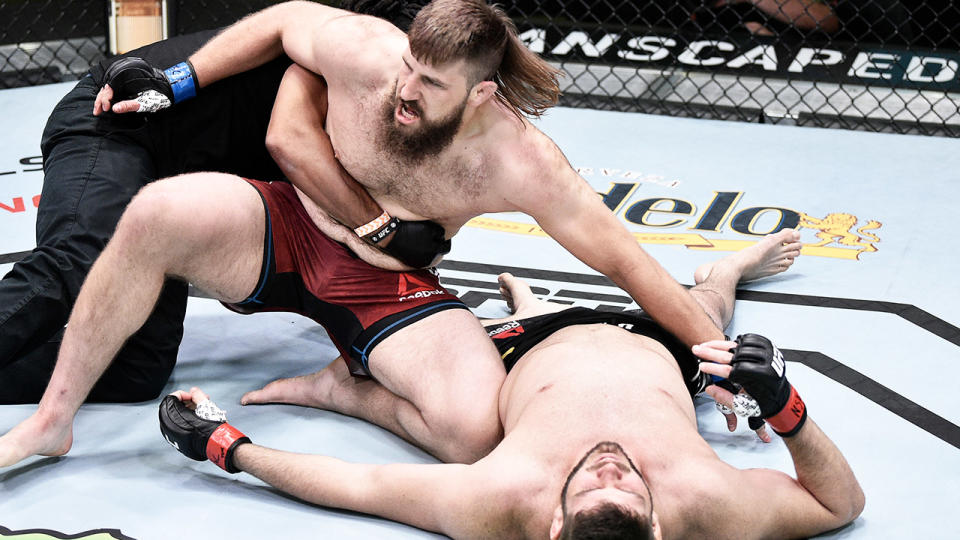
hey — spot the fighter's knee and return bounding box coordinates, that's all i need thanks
[118,174,214,242]
[118,181,182,237]
[429,406,501,463]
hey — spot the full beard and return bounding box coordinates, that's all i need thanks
[379,94,466,164]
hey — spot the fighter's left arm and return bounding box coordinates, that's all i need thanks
[510,138,723,347]
[265,64,450,269]
[718,419,864,538]
[266,64,384,230]
[162,389,504,538]
[696,335,865,537]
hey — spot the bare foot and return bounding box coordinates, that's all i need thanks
[498,273,528,314]
[694,229,802,284]
[0,413,73,468]
[497,273,564,318]
[241,360,350,409]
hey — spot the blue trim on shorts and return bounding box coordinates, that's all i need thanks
[236,189,274,306]
[352,300,465,373]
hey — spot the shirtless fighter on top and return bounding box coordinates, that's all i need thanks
[0,1,800,467]
[160,242,863,539]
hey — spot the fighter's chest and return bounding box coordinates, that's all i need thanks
[327,98,491,215]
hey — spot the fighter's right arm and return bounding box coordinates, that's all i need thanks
[187,1,345,88]
[233,444,503,538]
[713,418,864,538]
[96,1,388,115]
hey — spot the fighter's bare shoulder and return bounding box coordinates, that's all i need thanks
[498,123,578,211]
[312,10,407,81]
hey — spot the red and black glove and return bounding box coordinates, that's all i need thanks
[728,334,807,437]
[159,395,250,473]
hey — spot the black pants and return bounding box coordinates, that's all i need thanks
[0,77,188,404]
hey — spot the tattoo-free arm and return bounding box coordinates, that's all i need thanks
[266,64,384,229]
[516,143,723,347]
[232,444,489,537]
[736,419,865,537]
[187,1,349,88]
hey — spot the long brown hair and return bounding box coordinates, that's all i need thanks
[407,0,562,119]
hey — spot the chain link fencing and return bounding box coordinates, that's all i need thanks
[504,1,960,136]
[0,0,106,87]
[1,1,958,136]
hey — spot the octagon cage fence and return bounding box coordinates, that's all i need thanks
[1,0,958,136]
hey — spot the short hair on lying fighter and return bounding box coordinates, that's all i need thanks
[560,504,654,540]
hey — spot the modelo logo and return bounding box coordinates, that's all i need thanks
[467,181,883,261]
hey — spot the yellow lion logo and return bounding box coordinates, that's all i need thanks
[798,212,882,258]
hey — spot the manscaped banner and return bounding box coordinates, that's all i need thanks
[519,25,960,92]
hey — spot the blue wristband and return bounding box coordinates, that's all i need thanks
[163,61,197,103]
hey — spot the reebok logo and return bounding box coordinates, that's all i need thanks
[398,274,438,296]
[488,320,524,338]
[164,434,180,451]
[397,274,444,302]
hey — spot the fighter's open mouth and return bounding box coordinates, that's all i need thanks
[397,101,419,123]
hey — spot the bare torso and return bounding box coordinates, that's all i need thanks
[472,325,726,539]
[300,17,550,244]
[326,83,501,231]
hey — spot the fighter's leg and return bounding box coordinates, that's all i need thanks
[0,172,265,467]
[244,270,554,407]
[246,308,505,463]
[245,309,503,464]
[361,309,505,462]
[241,356,366,411]
[690,228,802,330]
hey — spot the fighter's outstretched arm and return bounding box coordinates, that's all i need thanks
[234,444,491,536]
[96,1,399,115]
[161,389,496,538]
[511,140,723,347]
[696,337,864,537]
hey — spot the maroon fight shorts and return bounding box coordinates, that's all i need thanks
[223,179,467,377]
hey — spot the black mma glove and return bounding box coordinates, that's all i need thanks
[159,395,250,473]
[383,219,451,268]
[361,216,450,268]
[103,57,198,113]
[728,334,807,437]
